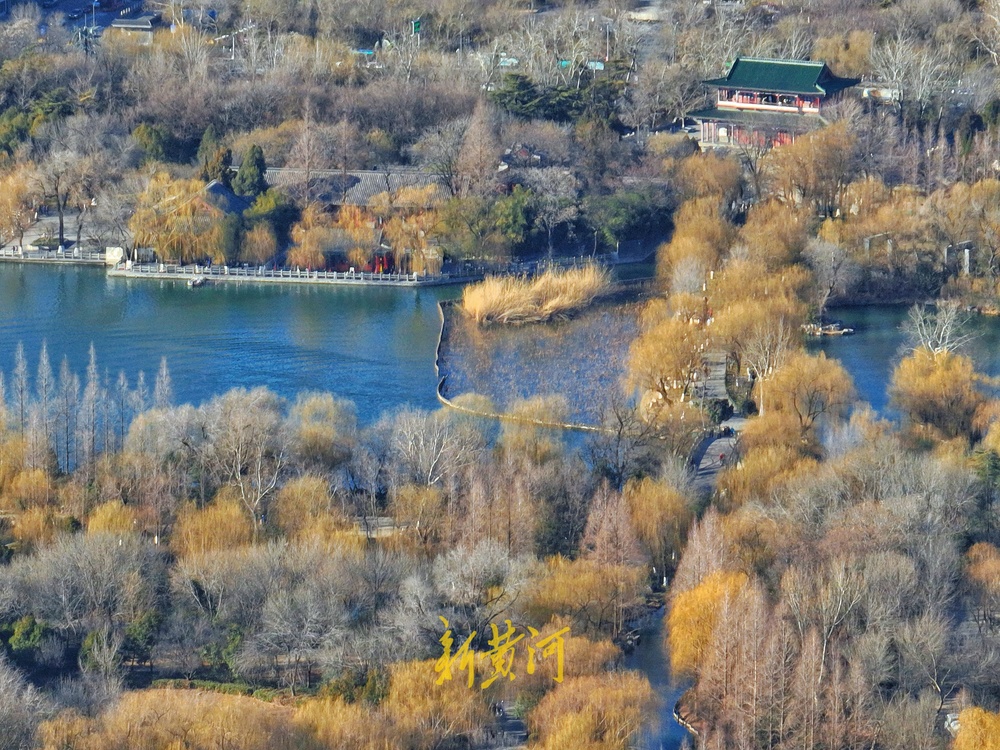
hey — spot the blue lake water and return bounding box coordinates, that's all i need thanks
[0,266,985,429]
[807,305,910,414]
[438,300,641,425]
[0,264,459,424]
[5,266,999,750]
[810,304,1000,414]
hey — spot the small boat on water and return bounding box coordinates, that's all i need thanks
[188,277,206,288]
[802,321,854,336]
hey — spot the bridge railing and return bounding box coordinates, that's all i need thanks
[119,263,439,283]
[0,247,105,262]
[116,251,620,284]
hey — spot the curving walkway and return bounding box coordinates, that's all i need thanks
[690,426,743,494]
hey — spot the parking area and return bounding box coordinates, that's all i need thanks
[34,0,144,33]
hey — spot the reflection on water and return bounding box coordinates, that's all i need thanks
[809,304,1000,414]
[8,272,991,747]
[0,265,458,424]
[624,608,691,750]
[807,305,909,414]
[439,301,641,425]
[8,269,995,432]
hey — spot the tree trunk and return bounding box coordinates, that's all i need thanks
[57,197,66,247]
[76,206,85,248]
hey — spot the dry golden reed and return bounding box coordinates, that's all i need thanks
[462,265,612,325]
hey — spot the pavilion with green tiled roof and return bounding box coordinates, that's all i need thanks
[692,57,860,148]
[704,58,860,97]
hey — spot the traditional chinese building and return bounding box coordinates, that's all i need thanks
[692,57,860,148]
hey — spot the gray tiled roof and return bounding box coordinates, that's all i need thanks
[110,13,159,29]
[263,168,444,206]
[203,180,252,215]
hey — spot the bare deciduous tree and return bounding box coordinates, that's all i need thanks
[904,301,975,355]
[389,408,482,489]
[410,118,470,196]
[204,387,288,540]
[671,508,732,596]
[805,239,860,317]
[740,311,798,415]
[973,0,1000,66]
[525,168,579,258]
[869,30,952,114]
[0,656,49,750]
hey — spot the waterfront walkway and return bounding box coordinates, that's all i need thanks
[0,246,105,264]
[107,262,478,287]
[0,212,629,289]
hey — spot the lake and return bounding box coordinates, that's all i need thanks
[438,299,642,425]
[810,304,1000,414]
[0,266,986,430]
[0,264,458,424]
[808,305,910,414]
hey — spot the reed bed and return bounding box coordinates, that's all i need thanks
[462,265,613,325]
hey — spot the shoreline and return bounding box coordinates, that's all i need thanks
[107,263,477,287]
[673,692,702,738]
[1,245,652,292]
[0,248,106,266]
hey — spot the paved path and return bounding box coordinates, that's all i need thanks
[0,246,104,264]
[108,262,474,287]
[701,351,728,401]
[690,352,747,494]
[691,428,742,494]
[9,215,64,249]
[491,701,528,748]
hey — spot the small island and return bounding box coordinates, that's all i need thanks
[461,265,613,325]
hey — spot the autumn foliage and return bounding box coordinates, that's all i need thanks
[765,351,855,440]
[294,659,492,749]
[38,689,308,750]
[525,556,646,638]
[891,347,985,440]
[667,570,748,676]
[624,476,694,576]
[462,265,612,325]
[171,491,252,558]
[287,202,334,269]
[527,672,655,750]
[954,706,1000,750]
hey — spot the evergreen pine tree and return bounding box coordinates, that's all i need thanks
[202,147,233,187]
[197,124,220,166]
[233,144,268,197]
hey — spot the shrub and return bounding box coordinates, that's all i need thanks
[38,688,308,750]
[150,679,254,696]
[87,501,138,535]
[704,398,734,424]
[319,667,389,705]
[171,491,252,557]
[667,570,748,676]
[462,265,612,325]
